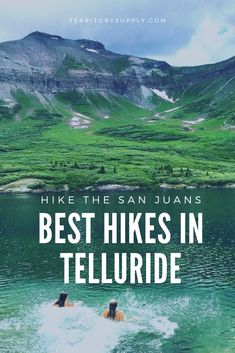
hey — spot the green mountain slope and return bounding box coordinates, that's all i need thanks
[0,32,234,190]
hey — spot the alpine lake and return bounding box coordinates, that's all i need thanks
[0,188,234,353]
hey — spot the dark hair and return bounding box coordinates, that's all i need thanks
[54,292,68,307]
[108,302,117,320]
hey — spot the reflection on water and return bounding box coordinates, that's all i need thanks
[0,189,234,353]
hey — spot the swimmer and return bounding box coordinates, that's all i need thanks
[102,299,124,321]
[53,292,74,307]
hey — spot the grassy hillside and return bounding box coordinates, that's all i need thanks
[0,89,234,191]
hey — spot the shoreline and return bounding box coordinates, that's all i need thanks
[0,178,235,194]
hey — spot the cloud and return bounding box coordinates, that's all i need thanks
[153,16,235,66]
[0,0,235,66]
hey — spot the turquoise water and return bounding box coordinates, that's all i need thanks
[0,189,234,353]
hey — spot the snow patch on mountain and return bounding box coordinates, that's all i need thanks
[69,112,92,129]
[129,56,145,65]
[151,89,175,103]
[183,117,205,125]
[86,48,99,54]
[164,106,182,113]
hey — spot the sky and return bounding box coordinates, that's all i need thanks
[0,0,235,66]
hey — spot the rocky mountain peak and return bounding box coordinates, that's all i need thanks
[23,31,63,41]
[23,31,105,51]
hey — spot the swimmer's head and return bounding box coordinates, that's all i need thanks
[108,299,118,319]
[55,292,68,307]
[109,299,117,305]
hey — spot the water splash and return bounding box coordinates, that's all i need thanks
[1,292,225,353]
[36,292,179,353]
[38,302,138,353]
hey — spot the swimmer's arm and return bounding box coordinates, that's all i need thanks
[101,310,108,318]
[117,311,124,321]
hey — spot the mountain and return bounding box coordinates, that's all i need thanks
[0,31,234,190]
[0,31,235,111]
